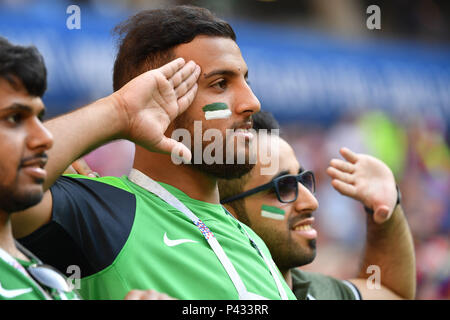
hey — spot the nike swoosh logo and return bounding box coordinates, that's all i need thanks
[0,282,32,298]
[163,232,197,247]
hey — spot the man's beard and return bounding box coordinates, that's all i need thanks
[190,136,255,179]
[295,239,317,266]
[0,186,43,213]
[174,116,255,180]
[191,161,254,180]
[267,231,317,271]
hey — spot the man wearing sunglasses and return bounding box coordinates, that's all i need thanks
[10,6,297,300]
[219,112,416,300]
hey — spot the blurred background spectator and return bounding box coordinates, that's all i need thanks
[1,0,448,299]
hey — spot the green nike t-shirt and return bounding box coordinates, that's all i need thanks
[19,174,296,300]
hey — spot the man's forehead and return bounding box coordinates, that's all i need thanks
[259,163,303,181]
[174,35,247,76]
[253,136,300,177]
[0,78,45,113]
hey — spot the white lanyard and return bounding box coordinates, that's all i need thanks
[223,208,289,300]
[128,169,288,300]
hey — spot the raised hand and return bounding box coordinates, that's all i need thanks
[326,147,398,224]
[111,58,200,163]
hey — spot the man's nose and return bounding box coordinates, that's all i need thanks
[233,82,261,116]
[26,117,53,152]
[294,182,319,213]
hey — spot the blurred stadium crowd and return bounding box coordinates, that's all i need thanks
[1,0,449,299]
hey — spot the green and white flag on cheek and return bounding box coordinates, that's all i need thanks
[202,103,232,120]
[261,205,285,220]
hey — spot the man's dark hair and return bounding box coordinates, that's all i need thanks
[218,111,280,226]
[0,37,47,97]
[113,5,236,91]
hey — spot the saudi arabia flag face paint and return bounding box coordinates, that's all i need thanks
[202,102,232,120]
[261,205,285,220]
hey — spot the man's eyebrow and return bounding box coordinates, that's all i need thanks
[0,103,33,113]
[271,170,290,180]
[203,69,249,79]
[0,103,45,118]
[271,167,304,181]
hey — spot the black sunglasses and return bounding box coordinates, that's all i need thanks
[221,171,315,204]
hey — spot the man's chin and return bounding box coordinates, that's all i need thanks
[294,250,316,267]
[290,240,317,267]
[1,189,44,213]
[307,239,317,251]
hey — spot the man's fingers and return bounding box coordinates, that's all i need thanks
[88,172,100,178]
[330,179,356,197]
[124,289,177,300]
[156,136,192,164]
[174,65,201,98]
[63,165,77,175]
[177,83,198,114]
[326,166,354,185]
[340,147,359,164]
[329,158,355,173]
[125,289,155,300]
[72,158,94,176]
[158,57,186,79]
[169,60,198,89]
[124,290,141,300]
[156,293,177,300]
